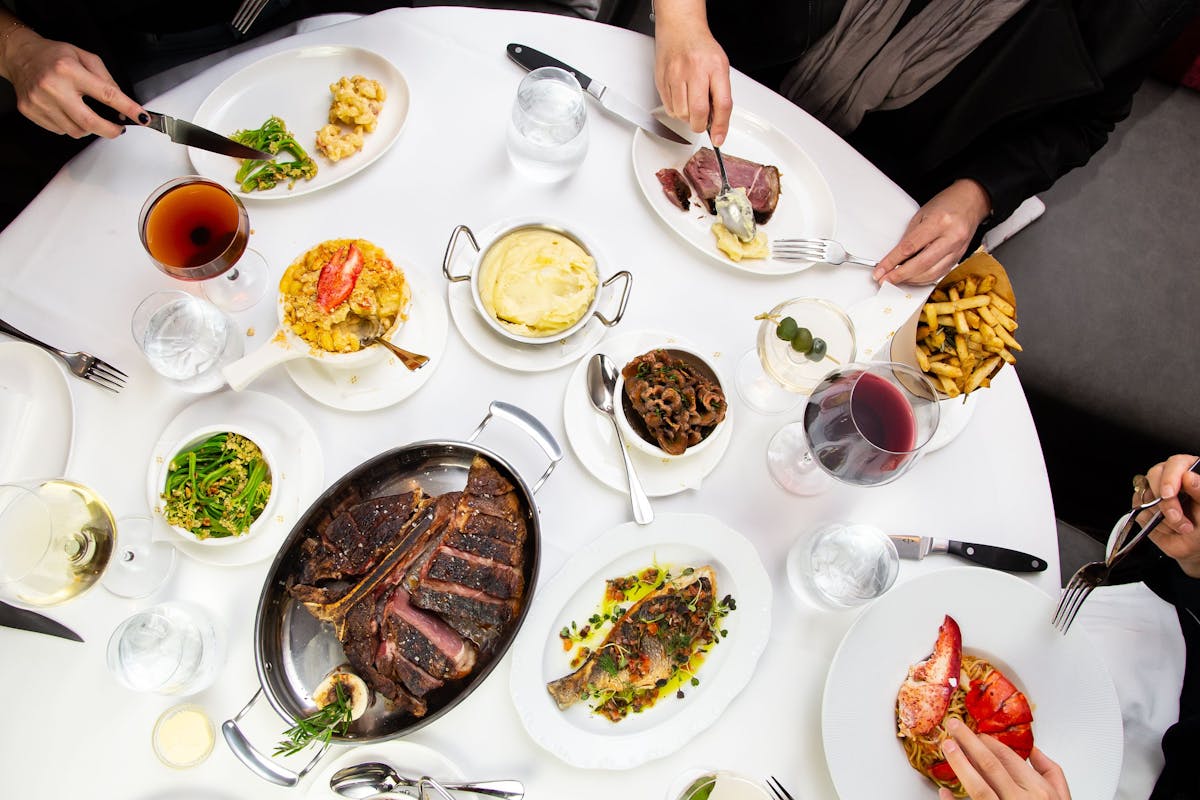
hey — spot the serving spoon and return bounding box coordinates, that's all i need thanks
[329,761,524,799]
[352,317,430,371]
[709,125,757,243]
[587,353,653,525]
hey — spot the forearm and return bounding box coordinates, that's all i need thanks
[0,9,38,83]
[652,0,709,35]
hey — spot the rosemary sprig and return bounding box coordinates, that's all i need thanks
[273,683,353,757]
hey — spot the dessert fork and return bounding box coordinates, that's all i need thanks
[773,237,878,267]
[0,318,127,392]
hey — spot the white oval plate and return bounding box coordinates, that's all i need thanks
[304,740,465,799]
[0,342,74,482]
[562,329,733,496]
[822,567,1122,800]
[189,45,409,200]
[510,512,772,770]
[145,390,324,567]
[632,107,836,276]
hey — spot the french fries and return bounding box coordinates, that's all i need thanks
[915,271,1020,398]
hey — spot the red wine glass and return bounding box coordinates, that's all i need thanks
[766,361,940,494]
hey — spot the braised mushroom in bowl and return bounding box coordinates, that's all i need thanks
[616,348,729,459]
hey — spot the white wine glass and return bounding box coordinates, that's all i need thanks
[0,480,175,606]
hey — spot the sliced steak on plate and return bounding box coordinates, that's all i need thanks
[683,147,781,223]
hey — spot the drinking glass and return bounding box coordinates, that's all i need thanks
[139,176,268,311]
[0,480,174,607]
[787,522,899,609]
[767,361,940,495]
[735,297,857,414]
[506,66,588,181]
[131,290,244,393]
[107,601,222,696]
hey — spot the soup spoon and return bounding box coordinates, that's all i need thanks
[352,317,430,371]
[329,761,524,798]
[587,353,653,525]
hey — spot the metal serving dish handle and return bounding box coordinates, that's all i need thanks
[469,400,563,493]
[222,687,328,787]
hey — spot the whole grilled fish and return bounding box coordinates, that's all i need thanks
[546,566,717,711]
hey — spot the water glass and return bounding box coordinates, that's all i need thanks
[787,522,899,610]
[107,601,222,696]
[506,66,588,181]
[131,290,243,393]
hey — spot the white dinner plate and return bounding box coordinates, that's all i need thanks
[822,567,1122,800]
[562,329,733,496]
[0,342,74,482]
[189,46,410,199]
[510,512,772,770]
[304,741,465,798]
[285,267,448,411]
[632,107,836,276]
[145,390,324,567]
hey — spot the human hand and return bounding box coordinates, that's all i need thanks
[0,26,145,138]
[937,718,1071,800]
[1134,454,1200,577]
[653,0,732,145]
[873,179,993,286]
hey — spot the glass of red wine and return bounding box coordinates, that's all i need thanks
[138,176,268,312]
[766,361,940,495]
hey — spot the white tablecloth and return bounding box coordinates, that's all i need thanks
[0,7,1105,799]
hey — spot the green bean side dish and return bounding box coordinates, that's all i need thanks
[163,432,272,540]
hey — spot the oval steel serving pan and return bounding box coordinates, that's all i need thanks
[224,402,561,786]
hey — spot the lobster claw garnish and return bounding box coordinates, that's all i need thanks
[965,670,1035,758]
[897,615,962,737]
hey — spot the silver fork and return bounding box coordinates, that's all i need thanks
[1052,460,1200,633]
[231,0,271,36]
[0,318,127,392]
[766,776,796,800]
[772,237,878,267]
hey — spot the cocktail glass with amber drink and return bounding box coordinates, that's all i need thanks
[139,176,268,312]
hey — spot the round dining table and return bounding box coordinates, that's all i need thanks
[0,6,1141,800]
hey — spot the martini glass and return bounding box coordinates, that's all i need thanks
[735,297,857,414]
[767,361,940,494]
[139,176,268,312]
[0,480,175,606]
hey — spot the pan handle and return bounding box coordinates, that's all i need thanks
[469,401,563,493]
[222,687,331,787]
[441,224,479,282]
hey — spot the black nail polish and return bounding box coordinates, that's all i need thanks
[138,112,149,125]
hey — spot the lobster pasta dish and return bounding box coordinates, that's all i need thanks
[895,616,1034,797]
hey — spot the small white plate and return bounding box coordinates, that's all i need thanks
[632,107,836,275]
[145,390,323,567]
[822,568,1122,800]
[285,268,448,411]
[562,329,733,496]
[509,513,772,770]
[304,740,465,798]
[0,342,74,482]
[189,45,410,200]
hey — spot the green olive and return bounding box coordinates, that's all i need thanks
[790,327,813,354]
[775,316,799,342]
[808,337,828,361]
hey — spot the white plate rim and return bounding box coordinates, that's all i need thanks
[561,328,733,496]
[145,390,324,567]
[821,567,1123,800]
[509,512,772,770]
[632,106,837,276]
[188,45,410,200]
[0,342,74,482]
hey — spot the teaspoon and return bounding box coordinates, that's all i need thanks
[586,353,653,525]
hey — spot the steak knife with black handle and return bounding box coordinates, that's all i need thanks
[0,600,82,642]
[889,535,1047,573]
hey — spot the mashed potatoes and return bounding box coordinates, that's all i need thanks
[478,228,598,338]
[280,238,409,354]
[712,222,768,262]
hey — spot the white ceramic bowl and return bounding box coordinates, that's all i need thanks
[614,346,730,460]
[441,217,631,345]
[155,424,278,547]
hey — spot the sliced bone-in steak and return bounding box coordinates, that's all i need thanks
[683,147,781,224]
[299,491,425,584]
[427,547,524,600]
[444,530,521,567]
[656,167,692,211]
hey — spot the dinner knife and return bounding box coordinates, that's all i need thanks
[506,43,690,145]
[889,535,1047,573]
[129,110,275,161]
[0,600,83,642]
